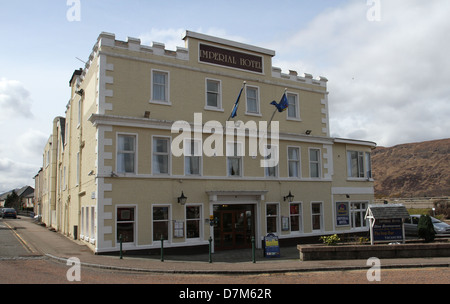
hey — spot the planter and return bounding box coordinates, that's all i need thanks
[297,241,450,261]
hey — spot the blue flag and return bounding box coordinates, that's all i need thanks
[270,93,289,113]
[230,83,246,119]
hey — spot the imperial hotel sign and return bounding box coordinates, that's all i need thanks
[199,43,264,73]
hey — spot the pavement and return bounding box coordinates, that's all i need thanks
[5,217,450,275]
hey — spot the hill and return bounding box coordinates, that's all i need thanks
[372,138,450,198]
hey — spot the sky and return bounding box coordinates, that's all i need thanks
[0,0,449,192]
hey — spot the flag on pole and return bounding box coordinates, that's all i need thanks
[270,93,289,113]
[268,91,289,128]
[228,82,246,120]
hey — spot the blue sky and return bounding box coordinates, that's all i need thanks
[1,0,449,191]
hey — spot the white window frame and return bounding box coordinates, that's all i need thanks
[226,141,243,177]
[264,144,278,178]
[116,205,137,245]
[287,146,301,178]
[152,204,171,243]
[266,203,280,234]
[184,138,202,176]
[185,204,203,241]
[311,202,323,232]
[351,201,368,229]
[152,136,171,175]
[116,133,137,175]
[245,85,261,116]
[286,92,300,120]
[205,78,223,111]
[150,69,171,105]
[309,148,322,178]
[289,202,303,234]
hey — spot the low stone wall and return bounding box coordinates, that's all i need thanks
[298,242,450,261]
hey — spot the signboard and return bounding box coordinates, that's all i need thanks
[199,43,263,73]
[336,202,350,226]
[373,218,404,241]
[264,233,280,258]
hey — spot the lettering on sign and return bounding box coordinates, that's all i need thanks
[199,44,263,73]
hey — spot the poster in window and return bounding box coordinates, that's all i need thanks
[336,202,350,226]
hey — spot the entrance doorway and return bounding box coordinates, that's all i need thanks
[213,204,255,251]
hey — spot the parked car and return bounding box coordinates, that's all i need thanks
[404,214,450,236]
[1,208,17,219]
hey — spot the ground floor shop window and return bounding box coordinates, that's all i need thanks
[186,205,201,239]
[351,202,368,228]
[290,203,302,232]
[311,202,322,231]
[117,207,135,243]
[153,206,169,240]
[266,204,279,234]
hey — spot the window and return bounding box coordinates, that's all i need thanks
[288,147,300,178]
[290,203,302,232]
[347,151,372,178]
[206,79,221,109]
[287,93,299,119]
[264,145,278,177]
[351,202,367,229]
[90,206,95,240]
[311,202,322,231]
[185,139,201,176]
[186,205,201,239]
[117,135,136,174]
[117,207,135,243]
[76,152,80,185]
[153,206,169,241]
[365,152,372,178]
[227,142,243,177]
[246,86,260,114]
[152,70,169,103]
[309,148,321,178]
[153,137,170,175]
[266,204,279,234]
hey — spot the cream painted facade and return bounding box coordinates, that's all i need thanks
[36,31,376,254]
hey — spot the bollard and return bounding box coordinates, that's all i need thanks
[119,234,123,260]
[160,235,164,262]
[252,236,256,263]
[208,236,213,263]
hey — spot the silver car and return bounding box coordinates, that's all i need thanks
[404,214,450,236]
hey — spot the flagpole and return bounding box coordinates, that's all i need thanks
[227,81,246,122]
[268,88,288,129]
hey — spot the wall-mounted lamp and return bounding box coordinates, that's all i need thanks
[283,191,295,203]
[75,89,84,96]
[144,111,151,118]
[88,170,95,176]
[305,130,312,135]
[177,191,188,205]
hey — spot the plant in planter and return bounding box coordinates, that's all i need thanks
[418,214,436,242]
[320,234,340,246]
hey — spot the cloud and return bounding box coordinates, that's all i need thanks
[270,0,450,147]
[15,129,48,160]
[0,158,38,193]
[0,78,34,118]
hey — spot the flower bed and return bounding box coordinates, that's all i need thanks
[297,241,450,261]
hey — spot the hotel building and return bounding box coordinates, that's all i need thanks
[35,31,376,254]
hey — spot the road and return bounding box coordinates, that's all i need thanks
[0,218,449,286]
